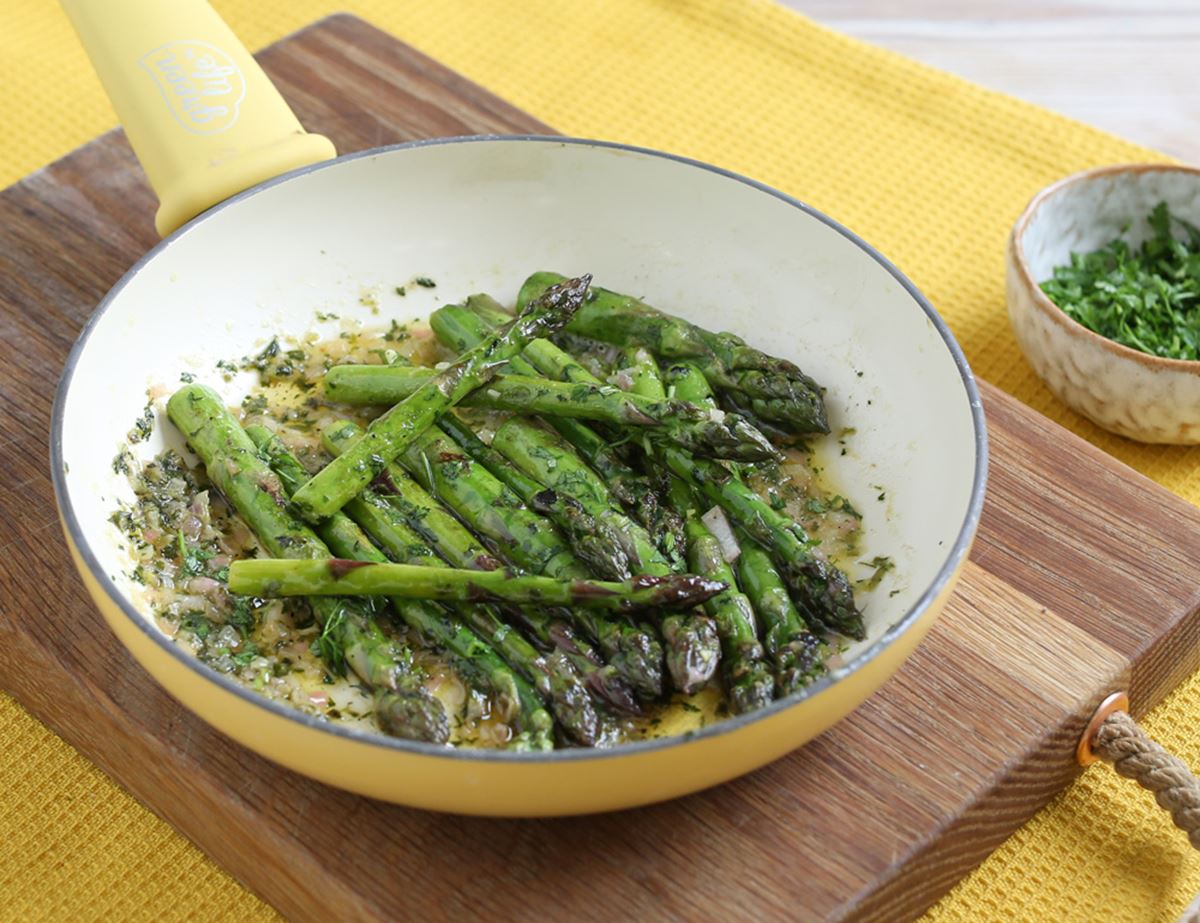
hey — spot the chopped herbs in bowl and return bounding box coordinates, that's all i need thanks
[1040,203,1200,361]
[1007,164,1200,443]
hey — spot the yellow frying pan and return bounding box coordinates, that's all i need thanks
[53,0,986,815]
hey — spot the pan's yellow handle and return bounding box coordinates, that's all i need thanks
[61,0,336,236]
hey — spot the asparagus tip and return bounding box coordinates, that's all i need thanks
[373,688,451,744]
[729,667,775,716]
[626,573,728,611]
[662,614,721,694]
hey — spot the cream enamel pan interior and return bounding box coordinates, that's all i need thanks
[53,136,987,815]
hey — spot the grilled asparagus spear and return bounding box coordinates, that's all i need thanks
[289,274,590,522]
[322,365,776,462]
[736,543,824,696]
[321,420,644,713]
[612,348,722,695]
[165,385,449,743]
[247,426,553,749]
[491,417,721,695]
[230,559,725,611]
[394,423,667,699]
[436,413,634,581]
[518,271,828,435]
[666,479,773,714]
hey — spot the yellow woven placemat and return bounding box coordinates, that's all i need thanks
[2,1,1197,919]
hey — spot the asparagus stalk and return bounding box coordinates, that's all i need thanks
[736,543,824,696]
[325,365,658,424]
[321,420,648,710]
[491,419,720,694]
[490,419,664,575]
[322,365,777,462]
[652,363,863,639]
[618,346,668,398]
[230,559,725,610]
[462,292,521,326]
[311,459,607,745]
[455,306,855,636]
[661,360,721,409]
[659,445,862,638]
[247,426,555,749]
[165,385,449,743]
[612,345,688,564]
[289,274,590,522]
[616,350,723,695]
[714,388,807,449]
[395,424,667,699]
[431,304,667,533]
[663,348,810,449]
[669,479,774,714]
[518,272,829,435]
[436,413,634,580]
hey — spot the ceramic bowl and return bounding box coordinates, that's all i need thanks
[1007,163,1200,443]
[53,137,986,814]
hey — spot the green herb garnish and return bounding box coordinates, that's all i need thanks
[1041,202,1200,360]
[856,555,895,590]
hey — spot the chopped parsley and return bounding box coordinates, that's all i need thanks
[1041,202,1200,360]
[857,555,895,590]
[230,642,262,669]
[112,448,133,475]
[180,611,214,641]
[176,531,215,577]
[225,596,261,639]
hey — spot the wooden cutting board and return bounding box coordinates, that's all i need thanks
[2,15,1199,922]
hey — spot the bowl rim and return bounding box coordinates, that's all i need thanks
[51,134,988,765]
[1010,161,1200,373]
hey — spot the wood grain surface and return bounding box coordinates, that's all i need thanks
[2,14,1199,922]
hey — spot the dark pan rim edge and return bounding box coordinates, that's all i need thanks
[50,134,989,766]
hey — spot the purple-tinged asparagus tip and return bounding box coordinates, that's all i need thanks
[515,273,592,338]
[627,573,728,610]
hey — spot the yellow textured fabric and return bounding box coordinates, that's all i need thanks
[1,0,1196,919]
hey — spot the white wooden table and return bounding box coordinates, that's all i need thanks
[790,0,1200,164]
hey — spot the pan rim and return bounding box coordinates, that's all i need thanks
[49,134,988,765]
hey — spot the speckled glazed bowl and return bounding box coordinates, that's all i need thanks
[1007,163,1200,443]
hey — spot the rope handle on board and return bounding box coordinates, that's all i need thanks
[1078,692,1200,849]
